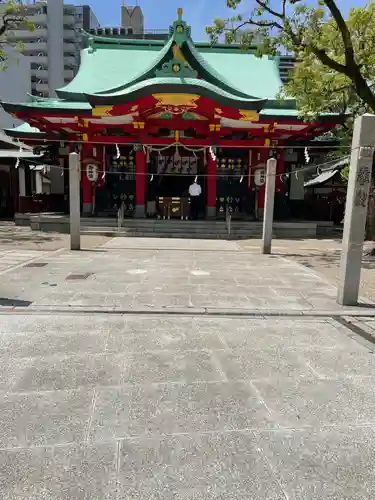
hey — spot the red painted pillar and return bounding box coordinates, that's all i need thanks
[135,150,146,217]
[81,144,94,215]
[206,149,217,218]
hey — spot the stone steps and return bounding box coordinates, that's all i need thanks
[15,212,333,238]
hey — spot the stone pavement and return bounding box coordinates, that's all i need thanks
[0,236,371,313]
[0,236,374,499]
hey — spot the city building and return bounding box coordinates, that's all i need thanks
[0,1,100,98]
[89,2,168,41]
[121,2,143,34]
[2,8,342,221]
[0,48,31,129]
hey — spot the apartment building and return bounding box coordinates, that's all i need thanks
[0,1,100,98]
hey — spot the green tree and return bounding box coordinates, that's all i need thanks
[0,0,34,69]
[208,1,375,241]
[207,1,375,114]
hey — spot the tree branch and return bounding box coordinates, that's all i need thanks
[248,19,283,30]
[254,0,283,19]
[323,0,355,67]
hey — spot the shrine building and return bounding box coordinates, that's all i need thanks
[1,9,341,220]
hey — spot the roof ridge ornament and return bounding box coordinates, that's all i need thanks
[169,7,191,46]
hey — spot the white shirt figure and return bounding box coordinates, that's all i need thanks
[189,181,202,197]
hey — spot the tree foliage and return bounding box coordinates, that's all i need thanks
[207,1,375,116]
[0,0,34,69]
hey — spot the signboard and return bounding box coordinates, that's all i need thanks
[86,164,98,182]
[254,168,266,186]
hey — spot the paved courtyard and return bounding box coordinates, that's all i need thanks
[0,237,369,313]
[0,235,375,499]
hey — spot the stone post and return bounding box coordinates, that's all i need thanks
[337,114,375,305]
[35,171,43,194]
[135,150,146,217]
[206,149,217,218]
[69,152,81,251]
[261,157,277,254]
[18,167,26,197]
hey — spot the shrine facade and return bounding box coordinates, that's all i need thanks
[2,9,341,220]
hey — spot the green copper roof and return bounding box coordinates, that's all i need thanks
[85,77,266,109]
[55,9,284,106]
[2,9,322,121]
[57,41,283,103]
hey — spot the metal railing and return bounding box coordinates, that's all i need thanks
[226,204,231,235]
[117,202,125,232]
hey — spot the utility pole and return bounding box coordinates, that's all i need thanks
[337,114,375,305]
[261,157,277,254]
[69,152,81,251]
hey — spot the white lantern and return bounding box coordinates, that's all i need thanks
[254,168,266,186]
[86,164,98,182]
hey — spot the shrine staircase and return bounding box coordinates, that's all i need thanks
[16,213,334,239]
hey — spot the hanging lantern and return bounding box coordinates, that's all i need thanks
[86,164,99,182]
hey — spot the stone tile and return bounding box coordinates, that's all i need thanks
[196,318,361,350]
[254,377,375,427]
[132,293,190,308]
[297,348,375,378]
[0,329,109,358]
[122,316,195,335]
[89,382,274,440]
[0,314,120,335]
[13,353,124,391]
[215,347,313,381]
[122,351,224,385]
[190,294,253,308]
[0,356,32,391]
[0,446,54,500]
[106,322,224,352]
[118,432,285,499]
[0,389,93,448]
[51,442,118,500]
[255,426,375,499]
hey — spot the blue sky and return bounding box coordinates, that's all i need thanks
[69,0,366,41]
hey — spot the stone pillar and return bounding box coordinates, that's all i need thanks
[135,150,146,217]
[206,149,217,218]
[81,144,94,216]
[18,167,26,197]
[69,153,81,251]
[337,114,375,305]
[35,171,43,194]
[256,147,269,217]
[261,158,277,254]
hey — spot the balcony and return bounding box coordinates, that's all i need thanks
[27,13,47,25]
[64,56,78,66]
[30,55,48,65]
[31,68,48,79]
[63,42,76,52]
[63,29,75,38]
[64,69,74,80]
[13,28,48,40]
[23,41,48,52]
[63,14,75,25]
[34,82,49,93]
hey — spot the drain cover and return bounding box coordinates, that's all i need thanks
[24,262,48,268]
[66,273,93,280]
